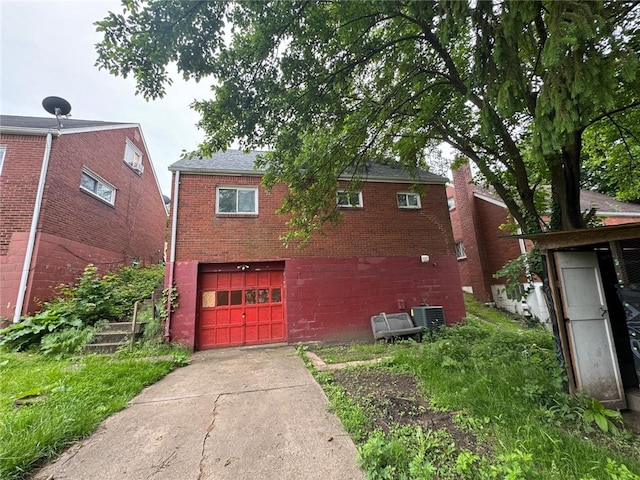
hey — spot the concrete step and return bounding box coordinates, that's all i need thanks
[85,321,144,354]
[93,331,131,344]
[84,342,123,354]
[102,322,141,333]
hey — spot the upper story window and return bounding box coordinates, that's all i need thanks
[124,138,144,173]
[336,190,363,208]
[80,168,116,205]
[448,197,456,210]
[0,145,6,175]
[216,186,258,214]
[397,192,421,209]
[455,241,467,260]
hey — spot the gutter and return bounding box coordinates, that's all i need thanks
[164,170,180,340]
[13,131,57,322]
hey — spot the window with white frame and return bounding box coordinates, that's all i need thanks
[397,192,421,209]
[0,145,6,175]
[216,186,258,214]
[336,190,362,208]
[447,197,456,210]
[455,241,467,259]
[80,168,116,205]
[124,138,144,173]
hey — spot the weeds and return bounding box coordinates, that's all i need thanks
[0,264,164,354]
[304,299,640,480]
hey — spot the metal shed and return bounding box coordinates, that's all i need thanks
[521,222,640,410]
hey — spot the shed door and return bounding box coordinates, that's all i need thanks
[556,251,626,409]
[197,270,285,349]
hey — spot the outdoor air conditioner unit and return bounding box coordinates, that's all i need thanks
[410,306,445,333]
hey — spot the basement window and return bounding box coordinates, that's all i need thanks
[124,138,144,173]
[337,190,363,208]
[397,192,421,209]
[216,186,258,214]
[455,241,467,260]
[80,168,116,205]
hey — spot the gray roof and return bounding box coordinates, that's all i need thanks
[580,189,640,215]
[170,150,448,184]
[473,184,640,215]
[0,115,132,131]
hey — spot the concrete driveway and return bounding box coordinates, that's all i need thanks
[31,345,366,480]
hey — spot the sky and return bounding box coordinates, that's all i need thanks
[0,0,213,197]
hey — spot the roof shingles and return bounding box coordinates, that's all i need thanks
[169,150,448,184]
[0,115,130,130]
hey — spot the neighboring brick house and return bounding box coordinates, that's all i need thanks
[165,150,465,349]
[448,161,640,323]
[0,115,167,324]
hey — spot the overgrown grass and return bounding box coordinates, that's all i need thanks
[0,352,182,479]
[306,301,640,480]
[309,341,414,364]
[462,292,527,331]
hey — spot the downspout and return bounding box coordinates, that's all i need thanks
[13,131,55,323]
[164,170,180,340]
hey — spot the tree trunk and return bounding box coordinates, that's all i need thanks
[548,132,585,231]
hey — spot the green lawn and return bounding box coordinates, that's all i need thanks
[0,352,181,480]
[306,299,640,480]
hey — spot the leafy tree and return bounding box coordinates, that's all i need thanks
[582,105,640,203]
[96,0,640,239]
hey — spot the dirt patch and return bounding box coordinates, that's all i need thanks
[332,368,491,456]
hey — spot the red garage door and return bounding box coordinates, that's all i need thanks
[197,269,285,349]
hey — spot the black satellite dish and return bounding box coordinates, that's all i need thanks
[42,96,72,116]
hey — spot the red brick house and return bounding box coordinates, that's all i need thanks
[448,161,640,323]
[0,115,167,324]
[165,150,465,349]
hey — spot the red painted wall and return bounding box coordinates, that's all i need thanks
[167,171,466,346]
[285,256,465,343]
[0,128,166,321]
[168,261,199,348]
[0,134,46,322]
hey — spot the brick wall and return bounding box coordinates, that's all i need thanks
[0,128,167,319]
[0,134,45,255]
[25,232,133,314]
[167,255,465,348]
[450,164,492,300]
[0,232,30,323]
[40,128,166,265]
[166,172,466,347]
[171,173,455,261]
[450,163,540,301]
[168,261,199,348]
[285,256,465,342]
[475,198,523,284]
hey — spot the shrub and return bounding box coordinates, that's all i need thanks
[0,263,164,354]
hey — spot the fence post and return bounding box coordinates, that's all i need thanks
[130,301,139,351]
